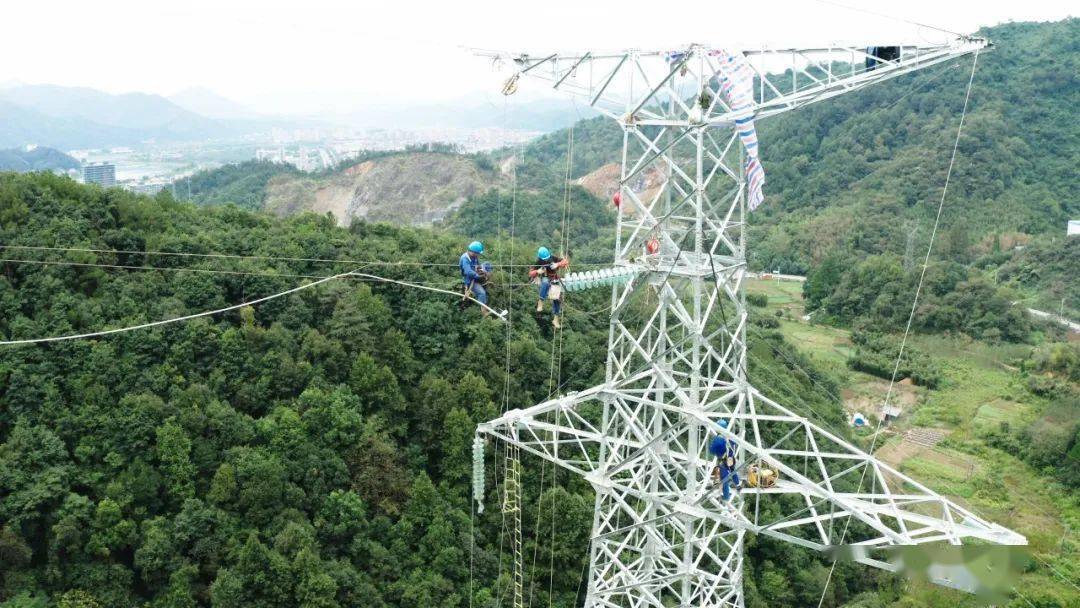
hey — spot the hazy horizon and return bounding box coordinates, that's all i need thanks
[3,1,1074,117]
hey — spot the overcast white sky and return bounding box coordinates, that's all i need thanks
[2,0,1073,115]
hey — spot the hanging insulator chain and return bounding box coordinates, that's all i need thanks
[472,434,485,514]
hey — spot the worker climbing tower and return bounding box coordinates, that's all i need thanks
[475,38,1025,608]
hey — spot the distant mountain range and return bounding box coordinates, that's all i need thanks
[168,87,261,120]
[0,84,264,149]
[0,144,80,172]
[0,82,588,151]
[2,84,214,131]
[0,99,133,151]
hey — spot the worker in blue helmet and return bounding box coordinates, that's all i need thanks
[460,240,490,316]
[529,246,569,329]
[708,420,740,501]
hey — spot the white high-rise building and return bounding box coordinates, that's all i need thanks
[82,162,116,187]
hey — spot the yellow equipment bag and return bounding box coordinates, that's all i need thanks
[746,464,778,488]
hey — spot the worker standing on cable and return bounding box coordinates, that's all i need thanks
[460,240,490,316]
[529,246,569,329]
[709,420,740,501]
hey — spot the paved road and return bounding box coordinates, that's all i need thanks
[748,272,806,282]
[749,273,1079,333]
[1027,308,1080,332]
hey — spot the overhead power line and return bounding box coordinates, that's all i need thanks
[0,270,508,346]
[808,0,967,38]
[0,244,607,269]
[0,257,327,280]
[0,257,548,288]
[816,48,982,608]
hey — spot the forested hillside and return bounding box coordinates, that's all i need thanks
[507,20,1078,261]
[175,160,303,210]
[754,19,1077,258]
[504,19,1080,324]
[0,173,875,607]
[6,21,1073,606]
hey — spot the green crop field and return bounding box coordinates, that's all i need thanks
[756,279,1080,607]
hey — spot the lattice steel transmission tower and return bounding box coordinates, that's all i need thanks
[475,37,1025,608]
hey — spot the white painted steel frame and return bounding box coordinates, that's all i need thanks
[477,37,1023,608]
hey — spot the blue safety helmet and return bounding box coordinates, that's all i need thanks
[718,420,729,430]
[468,241,485,255]
[538,247,552,261]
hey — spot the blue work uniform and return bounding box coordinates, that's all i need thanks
[709,434,741,500]
[532,254,564,316]
[459,251,488,305]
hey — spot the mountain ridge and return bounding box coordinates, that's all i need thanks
[0,84,270,149]
[0,145,80,172]
[168,87,260,120]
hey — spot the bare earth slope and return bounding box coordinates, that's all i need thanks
[264,152,500,226]
[576,161,665,213]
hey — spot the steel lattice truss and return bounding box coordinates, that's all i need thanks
[476,37,1024,608]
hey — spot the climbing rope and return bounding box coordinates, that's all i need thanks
[494,91,525,608]
[546,111,575,608]
[469,482,477,608]
[0,270,506,346]
[546,123,574,394]
[815,48,980,608]
[730,63,980,525]
[525,459,548,608]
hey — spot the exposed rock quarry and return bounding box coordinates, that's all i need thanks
[263,152,501,227]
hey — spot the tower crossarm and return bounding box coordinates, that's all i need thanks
[702,387,1027,549]
[478,379,1025,547]
[475,36,988,127]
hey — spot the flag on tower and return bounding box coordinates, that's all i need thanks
[712,49,766,210]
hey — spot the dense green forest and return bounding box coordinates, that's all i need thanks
[5,18,1076,608]
[447,184,615,265]
[0,173,881,607]
[173,161,303,210]
[804,255,1031,342]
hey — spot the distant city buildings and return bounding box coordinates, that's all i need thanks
[124,180,170,195]
[82,162,116,187]
[65,125,537,191]
[255,147,286,163]
[254,146,333,172]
